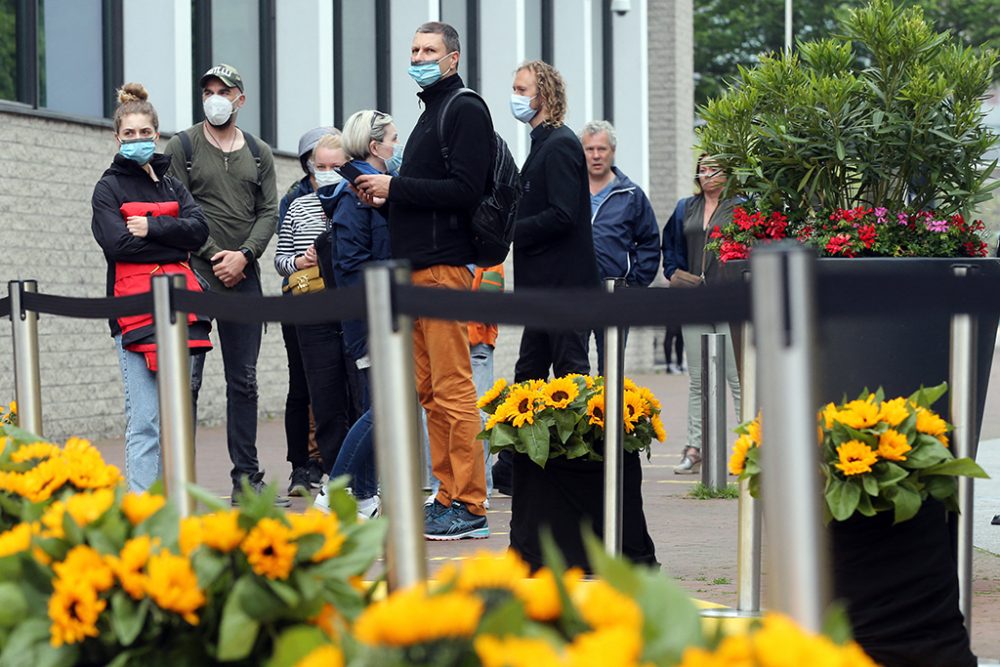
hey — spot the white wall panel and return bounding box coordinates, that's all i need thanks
[123,0,192,133]
[276,0,334,152]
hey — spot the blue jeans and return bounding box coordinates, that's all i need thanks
[471,343,494,497]
[115,335,161,492]
[191,268,263,486]
[329,368,378,499]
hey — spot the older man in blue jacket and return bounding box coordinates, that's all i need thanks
[581,120,661,373]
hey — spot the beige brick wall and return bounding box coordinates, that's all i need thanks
[0,109,302,441]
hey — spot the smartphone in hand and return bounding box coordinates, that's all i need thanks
[335,162,364,185]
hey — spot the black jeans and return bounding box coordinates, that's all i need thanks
[191,269,263,486]
[295,323,351,469]
[592,327,631,377]
[514,328,591,383]
[281,323,312,467]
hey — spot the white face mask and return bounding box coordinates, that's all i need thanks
[314,170,342,187]
[203,94,235,126]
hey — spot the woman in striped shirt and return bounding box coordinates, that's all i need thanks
[274,133,352,495]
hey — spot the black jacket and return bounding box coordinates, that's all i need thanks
[386,74,492,270]
[513,124,600,289]
[91,153,209,335]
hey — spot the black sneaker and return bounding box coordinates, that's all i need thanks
[232,471,292,508]
[424,499,451,523]
[992,514,1000,526]
[288,467,311,497]
[424,502,489,541]
[307,460,325,489]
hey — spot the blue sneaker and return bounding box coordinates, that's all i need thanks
[424,499,451,522]
[424,502,489,541]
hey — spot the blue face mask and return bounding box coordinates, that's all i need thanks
[510,94,538,124]
[119,138,156,165]
[407,53,452,88]
[383,143,404,174]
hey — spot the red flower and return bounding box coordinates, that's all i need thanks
[825,234,855,257]
[719,240,750,263]
[733,207,755,231]
[764,211,788,239]
[709,225,723,240]
[858,224,877,249]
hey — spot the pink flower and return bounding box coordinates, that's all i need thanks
[897,213,909,226]
[926,218,949,233]
[874,207,888,223]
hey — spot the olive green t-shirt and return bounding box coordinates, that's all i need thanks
[164,123,277,289]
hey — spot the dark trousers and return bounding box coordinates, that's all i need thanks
[514,328,591,383]
[664,325,684,365]
[191,269,263,486]
[330,367,378,499]
[281,323,312,467]
[295,323,351,469]
[592,327,631,377]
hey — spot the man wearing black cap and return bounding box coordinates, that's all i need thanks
[164,63,284,506]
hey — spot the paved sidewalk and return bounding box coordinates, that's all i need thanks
[92,358,1000,660]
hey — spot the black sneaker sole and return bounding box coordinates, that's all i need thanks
[288,484,310,497]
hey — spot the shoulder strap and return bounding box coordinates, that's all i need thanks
[242,131,263,185]
[178,129,194,173]
[438,88,489,165]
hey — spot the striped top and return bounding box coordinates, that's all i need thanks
[274,192,328,277]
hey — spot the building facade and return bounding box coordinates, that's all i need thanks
[0,0,694,439]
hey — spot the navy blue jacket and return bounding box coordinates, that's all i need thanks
[278,176,314,232]
[320,160,392,362]
[591,167,660,286]
[660,196,694,280]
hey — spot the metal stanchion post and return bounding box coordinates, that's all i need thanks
[152,275,197,517]
[602,278,625,555]
[8,280,43,436]
[751,242,829,633]
[950,265,977,633]
[365,262,427,590]
[737,304,762,614]
[701,333,728,492]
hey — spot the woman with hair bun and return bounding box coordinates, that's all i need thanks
[91,82,212,492]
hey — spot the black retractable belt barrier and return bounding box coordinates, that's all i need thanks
[172,285,366,325]
[20,292,153,320]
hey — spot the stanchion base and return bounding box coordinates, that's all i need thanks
[699,607,764,619]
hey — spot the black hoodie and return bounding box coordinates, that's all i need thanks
[91,153,209,335]
[386,74,493,270]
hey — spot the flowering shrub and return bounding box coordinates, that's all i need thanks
[476,375,666,467]
[0,402,14,427]
[0,424,385,666]
[706,205,989,262]
[730,383,988,523]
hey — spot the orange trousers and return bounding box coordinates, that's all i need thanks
[411,265,487,516]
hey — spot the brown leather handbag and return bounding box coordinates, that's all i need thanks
[283,266,325,295]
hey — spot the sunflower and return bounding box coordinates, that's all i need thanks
[54,545,114,593]
[241,518,298,580]
[179,516,204,556]
[566,626,643,667]
[729,434,754,476]
[541,377,579,409]
[638,386,662,412]
[834,440,879,476]
[877,429,911,462]
[513,567,562,621]
[310,603,340,638]
[837,396,880,429]
[48,580,106,647]
[294,645,344,667]
[878,397,910,427]
[499,386,542,428]
[747,416,762,445]
[144,551,206,625]
[450,550,530,593]
[10,442,61,463]
[201,510,247,553]
[821,403,840,430]
[353,585,483,647]
[623,378,639,393]
[915,408,949,445]
[587,393,606,428]
[64,488,115,528]
[39,501,66,539]
[477,378,508,409]
[121,492,166,526]
[651,414,667,442]
[287,509,346,562]
[572,579,643,631]
[0,523,34,559]
[107,536,154,600]
[475,635,564,667]
[622,390,646,433]
[484,403,515,430]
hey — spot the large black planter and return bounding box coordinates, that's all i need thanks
[508,451,658,573]
[830,499,975,667]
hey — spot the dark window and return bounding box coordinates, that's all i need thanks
[334,0,390,128]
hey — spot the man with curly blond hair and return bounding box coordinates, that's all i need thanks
[491,60,601,498]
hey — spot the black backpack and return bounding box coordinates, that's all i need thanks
[438,88,521,267]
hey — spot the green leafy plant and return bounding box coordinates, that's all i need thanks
[697,0,999,254]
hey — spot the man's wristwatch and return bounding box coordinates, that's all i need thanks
[239,248,254,264]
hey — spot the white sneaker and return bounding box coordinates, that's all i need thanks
[313,485,331,514]
[357,495,381,521]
